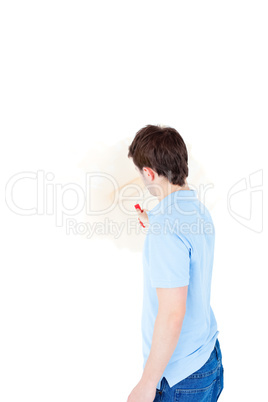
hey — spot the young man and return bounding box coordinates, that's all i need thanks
[127,125,224,402]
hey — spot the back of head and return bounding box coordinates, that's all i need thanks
[128,124,189,186]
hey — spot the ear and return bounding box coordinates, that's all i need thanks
[143,167,155,179]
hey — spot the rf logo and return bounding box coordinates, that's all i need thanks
[227,169,263,233]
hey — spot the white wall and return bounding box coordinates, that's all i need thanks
[1,1,267,401]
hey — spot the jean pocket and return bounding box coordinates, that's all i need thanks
[174,377,217,401]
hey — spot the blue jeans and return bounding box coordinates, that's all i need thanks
[153,338,224,401]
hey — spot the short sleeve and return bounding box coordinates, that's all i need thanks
[147,230,190,288]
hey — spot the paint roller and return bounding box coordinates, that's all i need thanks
[134,203,146,228]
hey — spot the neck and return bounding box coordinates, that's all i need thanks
[157,180,190,202]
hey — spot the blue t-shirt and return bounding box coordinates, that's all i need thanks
[141,189,219,390]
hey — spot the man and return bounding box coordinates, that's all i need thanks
[127,125,224,401]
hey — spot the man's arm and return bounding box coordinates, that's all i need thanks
[140,285,188,388]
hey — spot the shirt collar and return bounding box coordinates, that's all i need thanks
[147,189,198,217]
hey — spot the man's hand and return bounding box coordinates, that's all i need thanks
[134,206,150,227]
[127,378,156,402]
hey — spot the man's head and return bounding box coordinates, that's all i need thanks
[128,124,189,197]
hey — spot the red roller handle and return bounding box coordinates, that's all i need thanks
[134,204,146,228]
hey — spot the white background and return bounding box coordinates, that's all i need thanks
[1,1,267,401]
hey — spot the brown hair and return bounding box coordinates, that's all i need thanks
[128,124,188,186]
